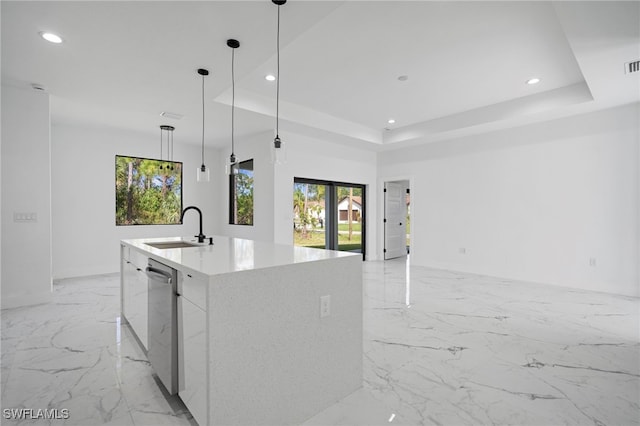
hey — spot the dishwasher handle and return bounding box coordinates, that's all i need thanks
[146,266,173,284]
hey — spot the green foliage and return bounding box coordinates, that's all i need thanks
[337,186,362,199]
[115,156,182,225]
[233,170,254,225]
[293,183,322,232]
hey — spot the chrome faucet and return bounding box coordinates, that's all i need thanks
[180,206,206,243]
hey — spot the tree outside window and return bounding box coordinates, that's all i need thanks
[115,155,182,226]
[229,159,254,225]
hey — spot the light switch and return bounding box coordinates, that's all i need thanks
[13,212,37,222]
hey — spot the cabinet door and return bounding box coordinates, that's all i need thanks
[121,248,149,351]
[121,259,136,320]
[129,266,149,350]
[178,295,207,426]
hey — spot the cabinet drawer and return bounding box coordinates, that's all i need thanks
[129,248,148,270]
[121,245,130,261]
[181,273,207,311]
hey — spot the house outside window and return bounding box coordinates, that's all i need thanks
[338,195,362,222]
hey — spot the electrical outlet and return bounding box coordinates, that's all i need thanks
[459,247,466,254]
[589,258,597,267]
[320,295,331,318]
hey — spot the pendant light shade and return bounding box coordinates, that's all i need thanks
[226,39,240,176]
[159,125,175,171]
[271,0,287,165]
[197,68,210,182]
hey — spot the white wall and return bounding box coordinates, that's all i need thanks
[216,131,275,242]
[273,131,378,258]
[379,103,640,297]
[1,85,53,308]
[51,123,220,278]
[0,86,4,308]
[217,130,378,257]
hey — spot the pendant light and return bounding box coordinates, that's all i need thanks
[271,0,286,164]
[196,68,210,182]
[159,125,175,171]
[226,39,240,176]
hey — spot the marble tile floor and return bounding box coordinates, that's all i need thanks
[1,258,639,425]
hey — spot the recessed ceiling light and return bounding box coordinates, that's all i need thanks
[40,32,63,44]
[526,78,541,85]
[265,74,276,82]
[387,119,396,124]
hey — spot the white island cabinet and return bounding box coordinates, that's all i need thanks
[120,236,363,426]
[120,244,148,350]
[177,272,208,425]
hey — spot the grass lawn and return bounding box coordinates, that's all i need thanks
[294,230,326,248]
[338,222,361,232]
[338,243,362,251]
[294,228,361,251]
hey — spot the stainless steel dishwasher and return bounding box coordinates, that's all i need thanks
[146,258,178,395]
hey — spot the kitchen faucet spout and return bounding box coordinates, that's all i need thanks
[180,206,206,243]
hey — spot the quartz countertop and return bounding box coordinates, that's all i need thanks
[121,236,357,279]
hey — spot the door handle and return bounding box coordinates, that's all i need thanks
[399,222,403,226]
[146,267,172,283]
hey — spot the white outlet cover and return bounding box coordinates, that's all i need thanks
[320,295,331,318]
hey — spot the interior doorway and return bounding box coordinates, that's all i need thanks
[384,180,410,260]
[293,178,366,259]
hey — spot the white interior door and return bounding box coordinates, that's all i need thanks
[384,182,407,259]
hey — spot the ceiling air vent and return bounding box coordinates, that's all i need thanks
[160,111,183,120]
[625,60,640,74]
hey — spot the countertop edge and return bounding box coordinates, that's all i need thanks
[121,236,359,279]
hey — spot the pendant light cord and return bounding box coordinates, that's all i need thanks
[276,3,280,137]
[169,128,173,168]
[201,74,205,167]
[231,47,235,158]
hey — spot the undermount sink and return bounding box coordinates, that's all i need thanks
[146,241,199,249]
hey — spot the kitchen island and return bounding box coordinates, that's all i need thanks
[120,236,363,426]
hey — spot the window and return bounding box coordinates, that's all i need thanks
[293,177,365,259]
[115,155,182,225]
[229,159,254,225]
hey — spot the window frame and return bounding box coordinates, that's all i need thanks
[293,177,366,260]
[229,159,254,226]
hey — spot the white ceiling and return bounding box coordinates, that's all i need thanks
[2,1,639,152]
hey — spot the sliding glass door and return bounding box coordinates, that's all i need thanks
[336,185,363,253]
[293,178,365,259]
[293,181,327,249]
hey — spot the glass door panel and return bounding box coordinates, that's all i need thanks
[293,178,365,259]
[293,182,327,249]
[336,185,363,253]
